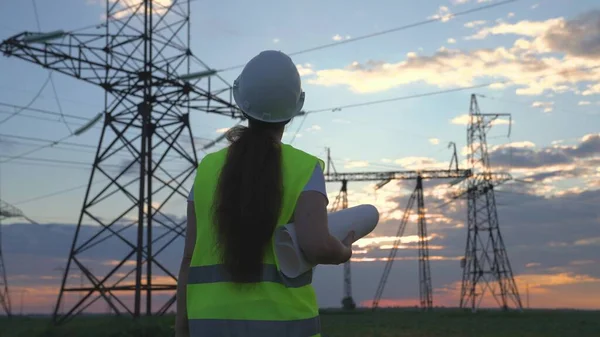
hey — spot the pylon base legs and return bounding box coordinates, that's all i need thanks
[341,296,356,310]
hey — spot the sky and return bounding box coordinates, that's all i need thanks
[0,0,599,315]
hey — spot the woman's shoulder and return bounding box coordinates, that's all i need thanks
[281,144,325,170]
[281,143,316,158]
[197,147,229,168]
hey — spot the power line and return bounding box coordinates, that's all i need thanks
[307,84,494,114]
[0,155,115,168]
[0,133,96,149]
[0,134,189,164]
[0,134,74,164]
[475,93,589,116]
[289,113,308,145]
[12,182,92,206]
[0,109,84,126]
[217,0,520,72]
[0,102,93,121]
[2,160,97,171]
[0,74,51,126]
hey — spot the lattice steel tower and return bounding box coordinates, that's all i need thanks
[0,200,19,317]
[458,94,522,311]
[329,180,356,310]
[1,0,241,324]
[0,199,36,316]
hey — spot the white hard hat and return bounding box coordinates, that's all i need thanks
[233,50,305,123]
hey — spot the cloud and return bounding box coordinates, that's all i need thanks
[106,0,173,19]
[468,10,600,60]
[388,156,448,170]
[305,124,322,132]
[542,11,600,59]
[570,260,596,266]
[447,38,457,44]
[429,138,440,145]
[305,39,600,95]
[428,6,453,23]
[450,114,510,125]
[303,13,600,95]
[272,38,280,44]
[531,101,554,112]
[451,0,470,5]
[574,237,600,246]
[467,18,562,40]
[579,101,592,105]
[344,160,369,169]
[508,12,515,18]
[464,20,487,28]
[526,262,541,268]
[485,134,600,194]
[296,63,314,77]
[582,83,600,96]
[332,34,351,41]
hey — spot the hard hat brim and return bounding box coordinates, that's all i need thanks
[233,79,305,123]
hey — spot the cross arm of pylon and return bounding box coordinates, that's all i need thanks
[0,199,25,218]
[1,31,136,91]
[325,169,472,183]
[450,172,512,200]
[1,31,244,119]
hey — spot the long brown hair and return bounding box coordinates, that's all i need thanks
[212,117,288,283]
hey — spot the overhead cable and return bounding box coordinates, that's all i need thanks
[217,0,520,72]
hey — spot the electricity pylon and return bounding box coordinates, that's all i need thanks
[0,200,36,316]
[452,94,522,312]
[328,180,355,310]
[1,0,242,324]
[324,149,472,310]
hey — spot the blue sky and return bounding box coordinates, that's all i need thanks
[1,0,598,222]
[1,0,600,313]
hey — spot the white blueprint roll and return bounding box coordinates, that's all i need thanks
[274,204,380,279]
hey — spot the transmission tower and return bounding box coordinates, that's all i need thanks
[415,176,433,309]
[328,179,356,310]
[0,200,36,316]
[325,149,471,310]
[1,0,242,324]
[325,149,356,310]
[453,94,522,312]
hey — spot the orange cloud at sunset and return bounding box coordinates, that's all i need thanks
[351,256,462,263]
[364,272,600,310]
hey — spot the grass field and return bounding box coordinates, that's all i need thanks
[1,308,599,337]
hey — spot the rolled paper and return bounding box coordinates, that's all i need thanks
[275,204,380,278]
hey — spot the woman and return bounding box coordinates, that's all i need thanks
[175,50,354,337]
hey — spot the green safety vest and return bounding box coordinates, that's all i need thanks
[188,143,325,337]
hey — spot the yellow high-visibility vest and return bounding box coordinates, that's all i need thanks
[187,143,325,337]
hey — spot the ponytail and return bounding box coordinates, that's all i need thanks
[212,119,286,283]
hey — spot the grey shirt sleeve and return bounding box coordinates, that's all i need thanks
[187,163,327,204]
[302,163,329,205]
[188,186,194,201]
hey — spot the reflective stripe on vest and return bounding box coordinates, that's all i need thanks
[187,143,324,337]
[188,264,313,288]
[189,316,321,337]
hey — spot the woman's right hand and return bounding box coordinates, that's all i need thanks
[295,191,357,265]
[339,230,355,263]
